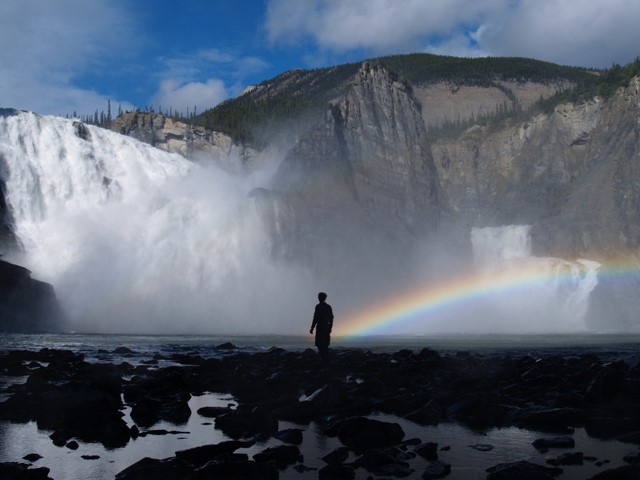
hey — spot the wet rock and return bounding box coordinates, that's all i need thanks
[273,428,304,445]
[216,342,236,350]
[355,447,414,477]
[404,399,442,425]
[175,440,254,468]
[623,451,640,464]
[618,432,640,445]
[546,452,584,466]
[333,416,405,453]
[81,455,100,460]
[588,464,640,479]
[253,445,301,469]
[513,407,584,432]
[319,463,355,480]
[415,442,439,461]
[65,440,79,450]
[532,436,575,451]
[486,460,562,480]
[22,454,42,463]
[585,417,640,439]
[322,447,350,465]
[0,462,53,480]
[115,457,191,480]
[130,392,191,428]
[422,460,451,479]
[194,456,278,480]
[214,407,278,439]
[196,406,230,418]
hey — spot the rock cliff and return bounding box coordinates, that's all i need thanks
[268,62,442,274]
[0,259,63,332]
[110,111,256,171]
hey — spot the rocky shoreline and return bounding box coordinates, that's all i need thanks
[1,344,639,479]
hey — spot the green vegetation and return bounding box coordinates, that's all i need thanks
[538,57,640,113]
[193,54,640,145]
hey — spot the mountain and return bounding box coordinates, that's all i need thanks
[2,54,640,333]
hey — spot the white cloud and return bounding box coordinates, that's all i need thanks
[151,79,228,116]
[265,0,640,68]
[476,0,640,67]
[0,0,133,115]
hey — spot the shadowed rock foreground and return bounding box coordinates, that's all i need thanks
[1,345,639,479]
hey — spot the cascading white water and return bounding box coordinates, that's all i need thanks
[471,225,600,332]
[0,111,313,334]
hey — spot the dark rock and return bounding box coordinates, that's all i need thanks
[623,451,640,464]
[486,460,562,480]
[0,462,53,480]
[514,407,584,432]
[81,455,100,460]
[546,452,584,466]
[253,445,301,470]
[22,454,42,463]
[214,407,278,439]
[175,440,254,468]
[115,457,191,480]
[196,406,230,418]
[322,447,350,465]
[194,456,278,480]
[588,464,640,479]
[130,392,191,428]
[355,448,414,477]
[422,460,451,479]
[404,399,442,425]
[113,347,135,354]
[318,463,355,480]
[586,417,640,439]
[532,436,575,451]
[65,440,79,450]
[618,432,640,445]
[415,442,439,461]
[0,259,63,333]
[273,428,304,445]
[334,416,405,453]
[216,342,236,350]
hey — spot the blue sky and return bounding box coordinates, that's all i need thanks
[1,0,639,118]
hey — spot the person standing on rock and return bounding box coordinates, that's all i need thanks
[310,292,333,362]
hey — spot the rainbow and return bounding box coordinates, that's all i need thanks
[334,256,639,337]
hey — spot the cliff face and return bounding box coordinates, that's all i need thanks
[270,62,442,271]
[0,259,63,332]
[110,112,257,171]
[431,77,640,259]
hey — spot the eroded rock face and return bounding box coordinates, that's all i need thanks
[110,112,255,171]
[270,62,442,272]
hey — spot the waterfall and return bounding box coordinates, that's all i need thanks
[471,225,600,332]
[0,110,313,334]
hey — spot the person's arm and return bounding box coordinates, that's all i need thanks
[329,306,334,332]
[310,305,318,334]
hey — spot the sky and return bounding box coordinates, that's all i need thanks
[1,0,639,118]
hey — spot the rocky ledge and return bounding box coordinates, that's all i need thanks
[1,346,639,479]
[0,259,63,332]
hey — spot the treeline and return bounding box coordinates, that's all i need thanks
[538,57,640,113]
[67,102,197,128]
[193,54,600,145]
[377,53,594,86]
[196,63,360,147]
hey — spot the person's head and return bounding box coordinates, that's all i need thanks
[318,292,327,302]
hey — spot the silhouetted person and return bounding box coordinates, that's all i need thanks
[310,292,333,362]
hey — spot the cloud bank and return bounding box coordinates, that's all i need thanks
[266,0,640,68]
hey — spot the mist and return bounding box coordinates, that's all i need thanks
[0,111,610,335]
